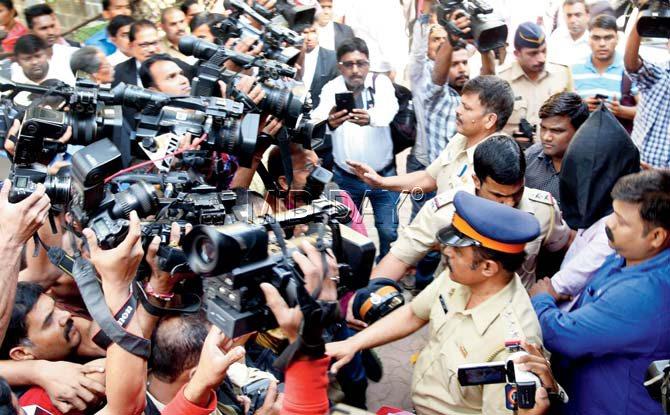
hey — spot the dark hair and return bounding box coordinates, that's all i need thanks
[563,0,589,12]
[149,313,209,383]
[13,34,47,57]
[461,75,515,131]
[70,46,102,75]
[139,53,180,89]
[0,282,43,359]
[472,245,527,273]
[0,377,18,415]
[336,37,369,61]
[128,19,156,43]
[588,13,617,31]
[23,3,53,29]
[611,170,670,233]
[181,0,200,14]
[189,12,225,34]
[267,145,285,183]
[107,14,135,37]
[473,134,525,185]
[0,0,16,19]
[538,92,589,131]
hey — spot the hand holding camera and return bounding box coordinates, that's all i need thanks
[0,178,51,248]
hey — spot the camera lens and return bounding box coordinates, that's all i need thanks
[184,223,269,275]
[110,181,159,219]
[44,174,71,205]
[197,236,218,265]
[260,85,304,125]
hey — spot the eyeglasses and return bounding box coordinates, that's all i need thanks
[338,60,370,69]
[137,40,159,49]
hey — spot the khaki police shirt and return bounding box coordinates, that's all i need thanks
[498,61,573,137]
[390,186,571,288]
[426,134,489,193]
[410,271,543,415]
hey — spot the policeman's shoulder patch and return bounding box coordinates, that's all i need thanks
[527,189,554,206]
[430,191,455,212]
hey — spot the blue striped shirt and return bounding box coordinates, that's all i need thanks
[571,53,637,100]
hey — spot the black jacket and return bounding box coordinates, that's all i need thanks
[112,57,194,126]
[308,47,339,108]
[559,105,640,229]
[333,22,355,52]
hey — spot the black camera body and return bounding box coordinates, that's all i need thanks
[168,188,238,225]
[0,97,22,149]
[132,96,261,168]
[216,0,308,66]
[636,0,670,38]
[436,0,508,51]
[645,360,670,414]
[457,342,540,410]
[183,199,375,337]
[69,139,159,249]
[8,166,71,206]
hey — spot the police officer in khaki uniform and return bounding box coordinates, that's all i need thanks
[372,136,571,290]
[327,191,546,414]
[498,22,573,142]
[345,76,515,196]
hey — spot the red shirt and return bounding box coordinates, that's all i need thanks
[18,386,84,415]
[1,20,28,54]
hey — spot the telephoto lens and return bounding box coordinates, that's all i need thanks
[110,181,160,219]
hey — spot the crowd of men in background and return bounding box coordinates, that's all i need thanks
[0,0,668,414]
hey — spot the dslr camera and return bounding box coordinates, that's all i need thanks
[69,139,159,248]
[457,341,540,410]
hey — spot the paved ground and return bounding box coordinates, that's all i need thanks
[359,149,429,412]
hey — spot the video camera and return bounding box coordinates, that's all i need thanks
[179,35,296,80]
[132,94,261,168]
[645,360,670,413]
[0,78,172,166]
[435,0,508,52]
[183,199,376,337]
[635,0,670,38]
[457,341,540,410]
[179,37,326,155]
[217,0,310,66]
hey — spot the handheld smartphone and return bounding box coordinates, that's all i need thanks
[335,92,356,112]
[594,94,609,100]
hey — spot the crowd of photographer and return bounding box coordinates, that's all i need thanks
[0,0,667,414]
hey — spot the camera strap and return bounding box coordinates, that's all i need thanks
[71,256,151,359]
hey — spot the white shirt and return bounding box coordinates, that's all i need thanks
[317,21,336,51]
[52,43,77,84]
[340,0,408,76]
[108,49,130,66]
[312,73,399,172]
[10,56,75,105]
[547,27,591,66]
[302,46,320,90]
[135,59,143,87]
[551,215,615,311]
